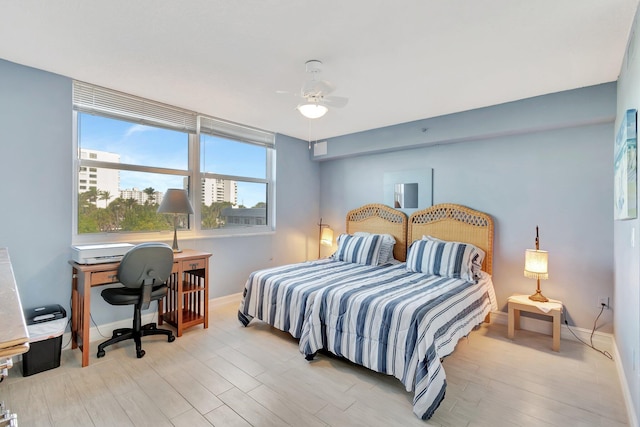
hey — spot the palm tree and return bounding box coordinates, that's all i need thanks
[143,187,156,205]
[86,187,99,206]
[99,190,111,209]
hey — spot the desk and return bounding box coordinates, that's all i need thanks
[70,249,212,367]
[507,294,563,352]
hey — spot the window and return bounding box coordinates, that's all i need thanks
[199,117,274,230]
[72,81,275,239]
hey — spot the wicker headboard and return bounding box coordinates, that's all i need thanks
[408,203,494,274]
[346,204,408,262]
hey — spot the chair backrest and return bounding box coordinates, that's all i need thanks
[118,242,174,289]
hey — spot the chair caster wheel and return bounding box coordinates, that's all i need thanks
[137,349,146,358]
[168,335,176,343]
[97,350,105,358]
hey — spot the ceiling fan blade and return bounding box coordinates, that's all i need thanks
[302,79,335,96]
[321,95,348,108]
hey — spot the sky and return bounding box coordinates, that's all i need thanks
[79,113,267,207]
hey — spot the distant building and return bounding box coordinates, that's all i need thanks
[79,149,120,207]
[221,207,266,226]
[202,178,237,206]
[119,188,164,205]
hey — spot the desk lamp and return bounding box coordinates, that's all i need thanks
[157,189,194,253]
[524,226,549,302]
[318,218,334,258]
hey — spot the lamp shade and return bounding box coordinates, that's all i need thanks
[157,189,194,215]
[320,227,334,246]
[297,103,328,119]
[524,249,548,280]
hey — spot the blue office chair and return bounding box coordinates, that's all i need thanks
[97,242,176,359]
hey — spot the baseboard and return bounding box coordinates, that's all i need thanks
[490,310,613,353]
[210,292,242,308]
[612,338,639,427]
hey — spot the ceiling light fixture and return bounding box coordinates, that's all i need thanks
[297,103,328,119]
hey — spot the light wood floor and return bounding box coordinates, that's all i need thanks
[0,300,628,426]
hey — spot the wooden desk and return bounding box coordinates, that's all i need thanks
[70,249,212,367]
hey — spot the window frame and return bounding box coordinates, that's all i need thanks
[71,81,275,245]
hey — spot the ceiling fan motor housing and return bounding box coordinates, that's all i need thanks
[305,60,323,73]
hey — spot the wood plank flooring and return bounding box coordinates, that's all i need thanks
[0,299,628,426]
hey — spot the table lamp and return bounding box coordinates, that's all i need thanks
[524,226,549,302]
[318,218,333,258]
[157,189,194,253]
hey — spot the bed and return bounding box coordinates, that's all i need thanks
[237,203,407,338]
[298,203,498,420]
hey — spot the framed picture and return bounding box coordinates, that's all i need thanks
[614,109,637,220]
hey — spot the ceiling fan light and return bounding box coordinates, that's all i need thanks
[297,103,328,119]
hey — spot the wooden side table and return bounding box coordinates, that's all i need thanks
[507,294,563,351]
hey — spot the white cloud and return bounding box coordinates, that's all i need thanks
[123,124,151,138]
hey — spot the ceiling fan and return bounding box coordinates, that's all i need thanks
[285,60,349,119]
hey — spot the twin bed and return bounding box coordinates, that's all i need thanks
[238,203,497,420]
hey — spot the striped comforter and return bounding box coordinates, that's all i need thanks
[299,264,497,420]
[237,259,397,338]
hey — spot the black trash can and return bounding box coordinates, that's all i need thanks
[22,304,67,377]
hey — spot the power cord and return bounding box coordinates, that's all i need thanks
[61,317,72,349]
[90,313,109,339]
[564,303,612,360]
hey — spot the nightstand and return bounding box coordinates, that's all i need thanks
[507,294,563,351]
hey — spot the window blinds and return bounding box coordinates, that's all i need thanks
[73,81,275,148]
[73,81,198,133]
[199,116,275,149]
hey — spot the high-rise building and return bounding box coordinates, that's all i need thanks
[201,178,237,206]
[119,188,164,206]
[78,149,120,207]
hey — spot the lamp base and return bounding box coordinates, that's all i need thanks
[171,226,182,253]
[529,291,549,302]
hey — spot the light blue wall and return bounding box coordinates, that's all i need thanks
[318,84,615,335]
[0,59,73,312]
[0,59,319,327]
[615,4,640,424]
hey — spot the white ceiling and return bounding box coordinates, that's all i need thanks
[1,0,638,141]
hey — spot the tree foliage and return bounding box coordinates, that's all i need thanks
[201,201,233,229]
[78,190,267,233]
[78,190,172,233]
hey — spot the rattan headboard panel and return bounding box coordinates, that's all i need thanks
[346,204,408,262]
[408,203,494,274]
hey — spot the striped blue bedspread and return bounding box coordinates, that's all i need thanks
[238,259,397,338]
[299,264,497,420]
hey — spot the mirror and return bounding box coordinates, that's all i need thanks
[394,183,419,209]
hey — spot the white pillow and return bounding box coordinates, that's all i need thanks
[354,232,396,264]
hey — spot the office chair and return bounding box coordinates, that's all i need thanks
[97,242,176,359]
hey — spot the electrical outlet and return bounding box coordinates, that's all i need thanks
[598,296,609,309]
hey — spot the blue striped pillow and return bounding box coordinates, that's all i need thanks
[406,239,477,281]
[354,232,396,264]
[422,235,485,280]
[334,234,383,265]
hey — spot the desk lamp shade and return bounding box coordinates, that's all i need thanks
[157,189,194,253]
[524,226,549,302]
